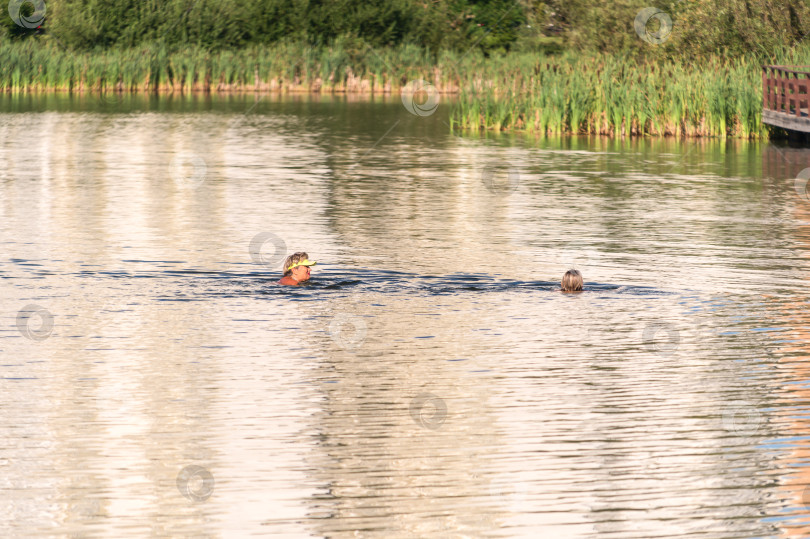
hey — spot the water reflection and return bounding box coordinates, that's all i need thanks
[2,94,810,537]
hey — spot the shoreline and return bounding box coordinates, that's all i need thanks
[0,87,774,139]
[1,40,802,138]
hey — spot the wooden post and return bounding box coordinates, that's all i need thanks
[774,67,785,112]
[768,66,774,110]
[763,67,769,110]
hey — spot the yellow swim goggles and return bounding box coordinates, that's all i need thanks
[286,259,317,272]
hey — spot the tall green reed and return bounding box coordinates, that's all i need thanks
[0,38,793,138]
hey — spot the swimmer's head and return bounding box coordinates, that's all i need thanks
[282,252,316,281]
[561,269,583,292]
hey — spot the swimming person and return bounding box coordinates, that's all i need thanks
[561,269,583,292]
[278,252,317,286]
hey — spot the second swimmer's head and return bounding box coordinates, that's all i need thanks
[561,269,583,292]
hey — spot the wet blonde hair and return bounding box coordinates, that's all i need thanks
[561,269,583,292]
[282,252,310,276]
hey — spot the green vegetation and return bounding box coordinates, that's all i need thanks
[2,38,809,138]
[1,0,809,137]
[3,0,807,58]
[451,51,793,138]
[2,0,528,54]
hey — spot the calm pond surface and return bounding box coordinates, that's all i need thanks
[2,93,810,538]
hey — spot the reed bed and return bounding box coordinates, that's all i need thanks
[0,39,446,93]
[450,52,786,138]
[1,39,806,138]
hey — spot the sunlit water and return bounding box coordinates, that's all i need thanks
[2,93,810,538]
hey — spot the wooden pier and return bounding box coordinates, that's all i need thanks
[763,65,810,133]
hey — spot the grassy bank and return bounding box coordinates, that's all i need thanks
[1,40,807,138]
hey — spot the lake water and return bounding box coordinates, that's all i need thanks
[2,93,810,538]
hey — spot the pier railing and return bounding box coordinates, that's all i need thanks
[763,65,810,132]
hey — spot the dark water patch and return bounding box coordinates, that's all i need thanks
[26,266,682,300]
